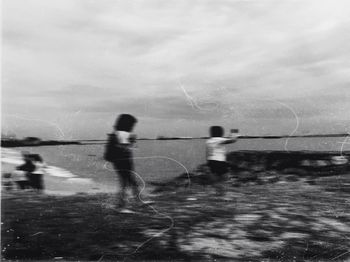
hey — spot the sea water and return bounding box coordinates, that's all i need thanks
[4,136,349,187]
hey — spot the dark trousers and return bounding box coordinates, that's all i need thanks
[208,160,228,178]
[29,173,44,191]
[207,160,229,195]
[16,181,31,190]
[113,159,139,207]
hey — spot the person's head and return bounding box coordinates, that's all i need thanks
[21,151,30,158]
[31,154,43,163]
[114,114,137,132]
[209,126,224,137]
[21,151,32,162]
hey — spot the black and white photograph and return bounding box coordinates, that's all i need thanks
[1,0,350,261]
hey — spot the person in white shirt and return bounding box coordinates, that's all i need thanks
[206,126,238,190]
[111,114,139,210]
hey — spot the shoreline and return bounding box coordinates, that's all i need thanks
[2,133,350,147]
[2,147,350,196]
[1,148,116,196]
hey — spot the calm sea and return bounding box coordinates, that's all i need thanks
[12,136,350,187]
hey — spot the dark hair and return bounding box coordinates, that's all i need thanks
[114,114,137,132]
[21,151,30,157]
[31,154,43,162]
[209,126,224,137]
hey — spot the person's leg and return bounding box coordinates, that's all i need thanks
[217,161,228,178]
[124,160,140,199]
[119,171,130,207]
[16,181,25,190]
[37,174,44,193]
[113,162,127,208]
[207,161,221,195]
[212,161,228,196]
[27,173,36,189]
[30,174,39,190]
[129,171,140,199]
[24,172,32,189]
[41,174,45,190]
[208,161,219,184]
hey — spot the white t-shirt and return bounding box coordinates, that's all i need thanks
[33,162,47,175]
[206,137,229,162]
[116,131,131,144]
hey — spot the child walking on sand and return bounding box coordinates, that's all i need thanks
[206,126,238,194]
[108,114,140,212]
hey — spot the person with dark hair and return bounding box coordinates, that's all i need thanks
[206,126,238,194]
[18,152,36,182]
[108,114,139,212]
[210,126,224,138]
[115,114,138,132]
[13,152,35,190]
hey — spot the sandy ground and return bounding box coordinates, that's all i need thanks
[2,173,350,261]
[1,148,116,195]
[2,147,350,260]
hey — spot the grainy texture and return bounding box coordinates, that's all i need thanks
[2,172,350,261]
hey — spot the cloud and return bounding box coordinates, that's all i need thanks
[2,0,350,138]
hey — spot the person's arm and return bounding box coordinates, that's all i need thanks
[115,136,133,154]
[42,162,48,175]
[18,161,35,172]
[219,138,237,145]
[129,134,137,144]
[219,129,240,144]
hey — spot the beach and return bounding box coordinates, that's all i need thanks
[2,166,350,261]
[1,148,116,195]
[2,146,350,260]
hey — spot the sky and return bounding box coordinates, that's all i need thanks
[2,0,350,140]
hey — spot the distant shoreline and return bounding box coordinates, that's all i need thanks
[1,140,81,148]
[1,133,348,147]
[74,133,350,142]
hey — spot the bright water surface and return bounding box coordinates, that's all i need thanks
[12,137,350,187]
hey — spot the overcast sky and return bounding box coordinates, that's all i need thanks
[2,0,350,139]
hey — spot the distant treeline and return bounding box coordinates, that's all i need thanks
[73,133,350,143]
[1,137,81,147]
[240,133,350,139]
[2,133,347,147]
[155,133,349,140]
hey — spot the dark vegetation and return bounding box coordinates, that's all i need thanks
[1,137,80,147]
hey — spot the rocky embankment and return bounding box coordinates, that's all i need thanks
[2,151,350,261]
[152,150,350,191]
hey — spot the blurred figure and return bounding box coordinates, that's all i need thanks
[30,154,46,193]
[206,126,238,195]
[11,152,35,190]
[13,152,46,192]
[17,152,36,184]
[12,168,30,190]
[107,114,139,211]
[2,173,13,191]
